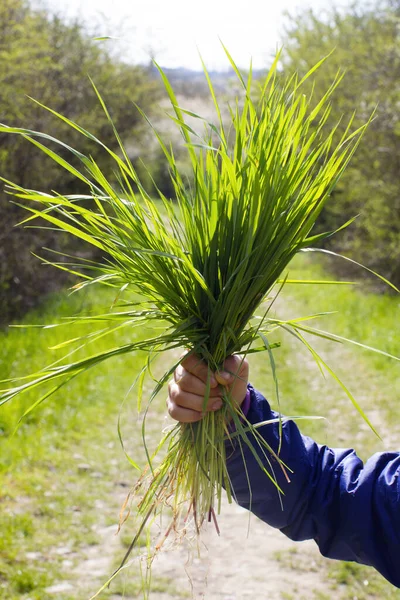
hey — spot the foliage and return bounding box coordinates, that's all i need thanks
[2,48,393,595]
[0,0,161,323]
[282,0,400,287]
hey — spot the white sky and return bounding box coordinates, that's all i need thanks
[41,0,337,70]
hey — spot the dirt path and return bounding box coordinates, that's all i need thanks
[73,491,327,600]
[145,499,327,600]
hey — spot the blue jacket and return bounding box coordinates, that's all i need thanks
[227,386,400,588]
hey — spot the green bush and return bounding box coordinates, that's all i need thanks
[282,0,400,288]
[0,0,161,323]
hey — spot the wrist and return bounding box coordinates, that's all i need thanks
[240,388,251,418]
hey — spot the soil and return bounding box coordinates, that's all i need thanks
[74,490,328,600]
[145,499,327,600]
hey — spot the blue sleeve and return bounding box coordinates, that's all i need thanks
[227,385,400,588]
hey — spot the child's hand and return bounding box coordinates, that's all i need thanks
[167,354,249,423]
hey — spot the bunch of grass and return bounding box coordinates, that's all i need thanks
[1,49,397,592]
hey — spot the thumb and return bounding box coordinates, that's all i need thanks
[215,369,234,386]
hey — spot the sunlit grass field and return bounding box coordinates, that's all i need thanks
[1,253,399,599]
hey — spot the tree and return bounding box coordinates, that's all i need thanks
[0,0,161,323]
[282,0,400,287]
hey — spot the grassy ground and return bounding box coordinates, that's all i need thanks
[0,288,158,599]
[264,253,400,452]
[0,253,399,599]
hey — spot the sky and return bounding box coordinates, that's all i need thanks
[41,0,337,71]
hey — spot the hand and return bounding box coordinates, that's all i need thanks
[167,353,249,423]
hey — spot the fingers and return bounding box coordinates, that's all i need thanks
[168,378,222,411]
[175,366,221,397]
[167,353,250,423]
[166,396,203,423]
[167,380,223,423]
[215,355,248,389]
[168,356,223,424]
[216,355,249,408]
[180,353,248,388]
[215,355,247,385]
[180,353,218,387]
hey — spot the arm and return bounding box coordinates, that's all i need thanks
[167,355,400,588]
[230,385,400,588]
